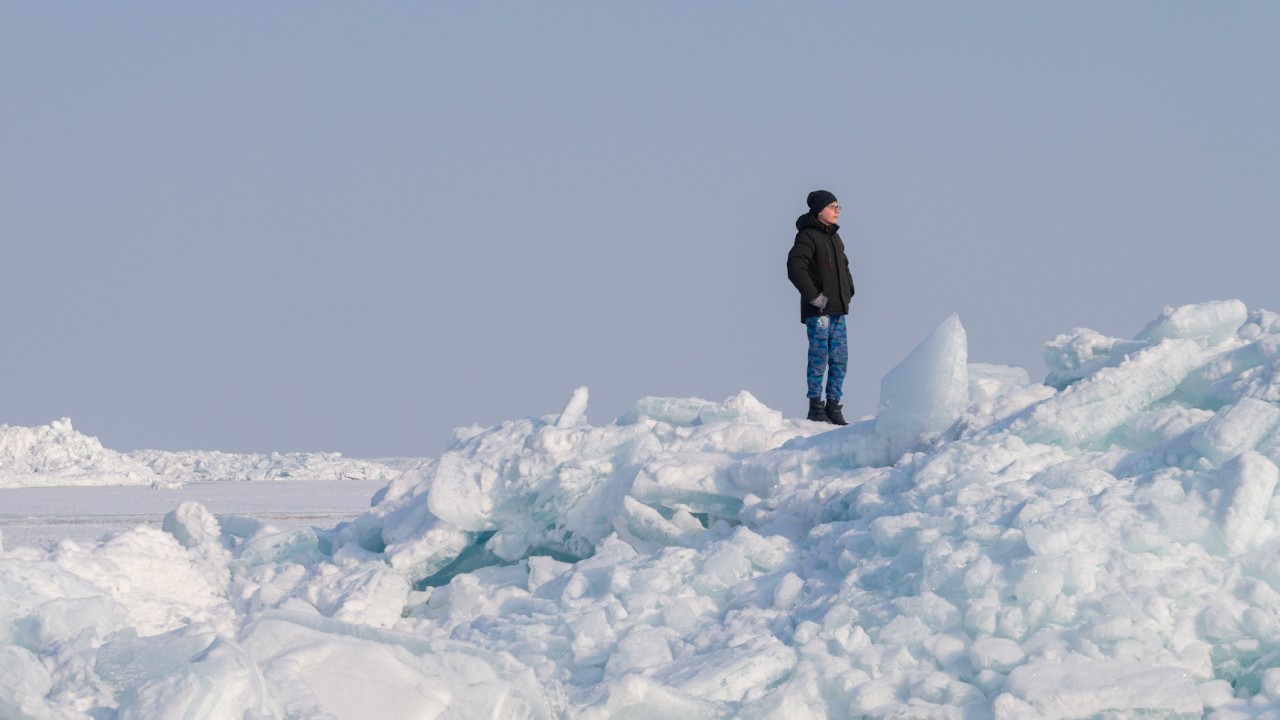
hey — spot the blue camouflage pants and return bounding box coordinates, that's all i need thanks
[805,314,847,404]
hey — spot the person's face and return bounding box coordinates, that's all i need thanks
[818,202,841,225]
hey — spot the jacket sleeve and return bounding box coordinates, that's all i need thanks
[787,235,821,301]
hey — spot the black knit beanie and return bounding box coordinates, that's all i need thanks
[806,190,838,215]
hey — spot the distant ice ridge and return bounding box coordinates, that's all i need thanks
[0,418,162,488]
[5,299,1280,718]
[133,448,402,485]
[0,420,402,488]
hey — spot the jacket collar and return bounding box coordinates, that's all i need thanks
[796,212,839,234]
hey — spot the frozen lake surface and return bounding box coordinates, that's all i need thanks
[0,480,382,549]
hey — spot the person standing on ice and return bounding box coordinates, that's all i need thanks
[787,189,855,425]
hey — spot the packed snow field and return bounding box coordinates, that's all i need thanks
[4,299,1280,719]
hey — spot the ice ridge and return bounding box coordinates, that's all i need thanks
[3,299,1280,718]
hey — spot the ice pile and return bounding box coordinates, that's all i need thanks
[0,420,402,489]
[0,418,162,488]
[5,299,1280,719]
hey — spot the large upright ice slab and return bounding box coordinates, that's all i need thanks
[556,386,590,428]
[876,314,969,458]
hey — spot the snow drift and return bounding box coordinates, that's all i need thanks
[5,299,1280,718]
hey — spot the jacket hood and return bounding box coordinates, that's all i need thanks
[796,212,838,233]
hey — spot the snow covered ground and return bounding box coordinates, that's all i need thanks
[4,299,1280,718]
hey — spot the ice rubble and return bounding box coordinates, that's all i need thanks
[877,312,969,460]
[4,299,1280,718]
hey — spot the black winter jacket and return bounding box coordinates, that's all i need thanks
[787,213,855,322]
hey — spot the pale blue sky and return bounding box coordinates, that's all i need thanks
[3,3,1277,457]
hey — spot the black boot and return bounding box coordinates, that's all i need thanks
[806,397,827,422]
[825,401,848,426]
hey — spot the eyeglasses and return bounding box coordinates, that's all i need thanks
[827,204,842,211]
